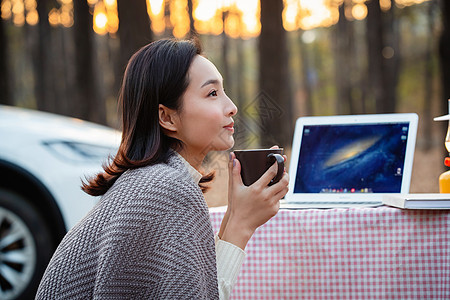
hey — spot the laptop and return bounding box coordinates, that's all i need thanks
[283,113,418,208]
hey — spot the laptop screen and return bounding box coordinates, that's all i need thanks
[293,122,410,194]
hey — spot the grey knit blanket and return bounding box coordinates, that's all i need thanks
[36,152,219,299]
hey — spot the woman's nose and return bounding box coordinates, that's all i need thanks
[227,96,238,117]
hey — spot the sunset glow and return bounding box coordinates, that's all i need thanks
[94,12,107,34]
[92,0,118,35]
[193,0,222,35]
[147,0,165,33]
[0,0,432,38]
[170,0,190,37]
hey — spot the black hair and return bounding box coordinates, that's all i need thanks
[82,38,213,196]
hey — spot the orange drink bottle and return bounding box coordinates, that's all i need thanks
[435,99,450,193]
[439,157,450,193]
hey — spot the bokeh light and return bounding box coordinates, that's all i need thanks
[380,0,391,11]
[1,0,12,20]
[170,0,190,38]
[92,0,118,36]
[94,10,108,34]
[148,0,165,34]
[352,3,367,20]
[0,0,431,38]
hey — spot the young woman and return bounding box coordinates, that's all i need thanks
[36,38,289,299]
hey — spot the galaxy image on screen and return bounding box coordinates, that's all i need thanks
[294,123,409,194]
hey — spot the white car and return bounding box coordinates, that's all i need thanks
[0,105,120,299]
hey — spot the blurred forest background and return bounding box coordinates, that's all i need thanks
[1,0,450,205]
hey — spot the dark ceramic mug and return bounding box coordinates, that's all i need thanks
[234,148,284,186]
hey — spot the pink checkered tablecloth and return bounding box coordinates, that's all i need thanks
[209,206,450,299]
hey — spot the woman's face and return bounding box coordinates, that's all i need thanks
[174,55,238,158]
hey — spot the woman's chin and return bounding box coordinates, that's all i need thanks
[225,139,235,150]
[214,140,235,152]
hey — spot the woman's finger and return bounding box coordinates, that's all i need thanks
[254,162,279,188]
[231,156,244,187]
[267,171,289,195]
[272,183,289,201]
[228,152,235,188]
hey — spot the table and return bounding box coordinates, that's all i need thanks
[209,206,450,299]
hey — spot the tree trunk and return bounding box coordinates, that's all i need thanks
[366,0,400,113]
[258,0,292,147]
[187,0,197,38]
[382,3,400,113]
[439,0,450,159]
[221,11,230,97]
[117,0,153,76]
[34,0,55,113]
[52,27,71,115]
[298,30,313,116]
[334,2,355,115]
[423,0,437,151]
[0,16,11,105]
[440,0,450,113]
[366,0,385,113]
[73,0,106,124]
[163,0,171,37]
[235,38,245,109]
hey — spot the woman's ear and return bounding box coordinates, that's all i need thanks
[159,104,178,133]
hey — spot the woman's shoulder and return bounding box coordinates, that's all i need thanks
[131,155,193,185]
[99,157,207,220]
[110,154,200,200]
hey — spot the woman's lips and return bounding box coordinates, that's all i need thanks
[224,122,234,132]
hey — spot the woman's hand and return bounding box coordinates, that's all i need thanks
[219,150,289,250]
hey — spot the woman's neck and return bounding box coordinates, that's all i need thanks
[175,148,205,173]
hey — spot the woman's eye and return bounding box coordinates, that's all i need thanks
[208,90,218,97]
